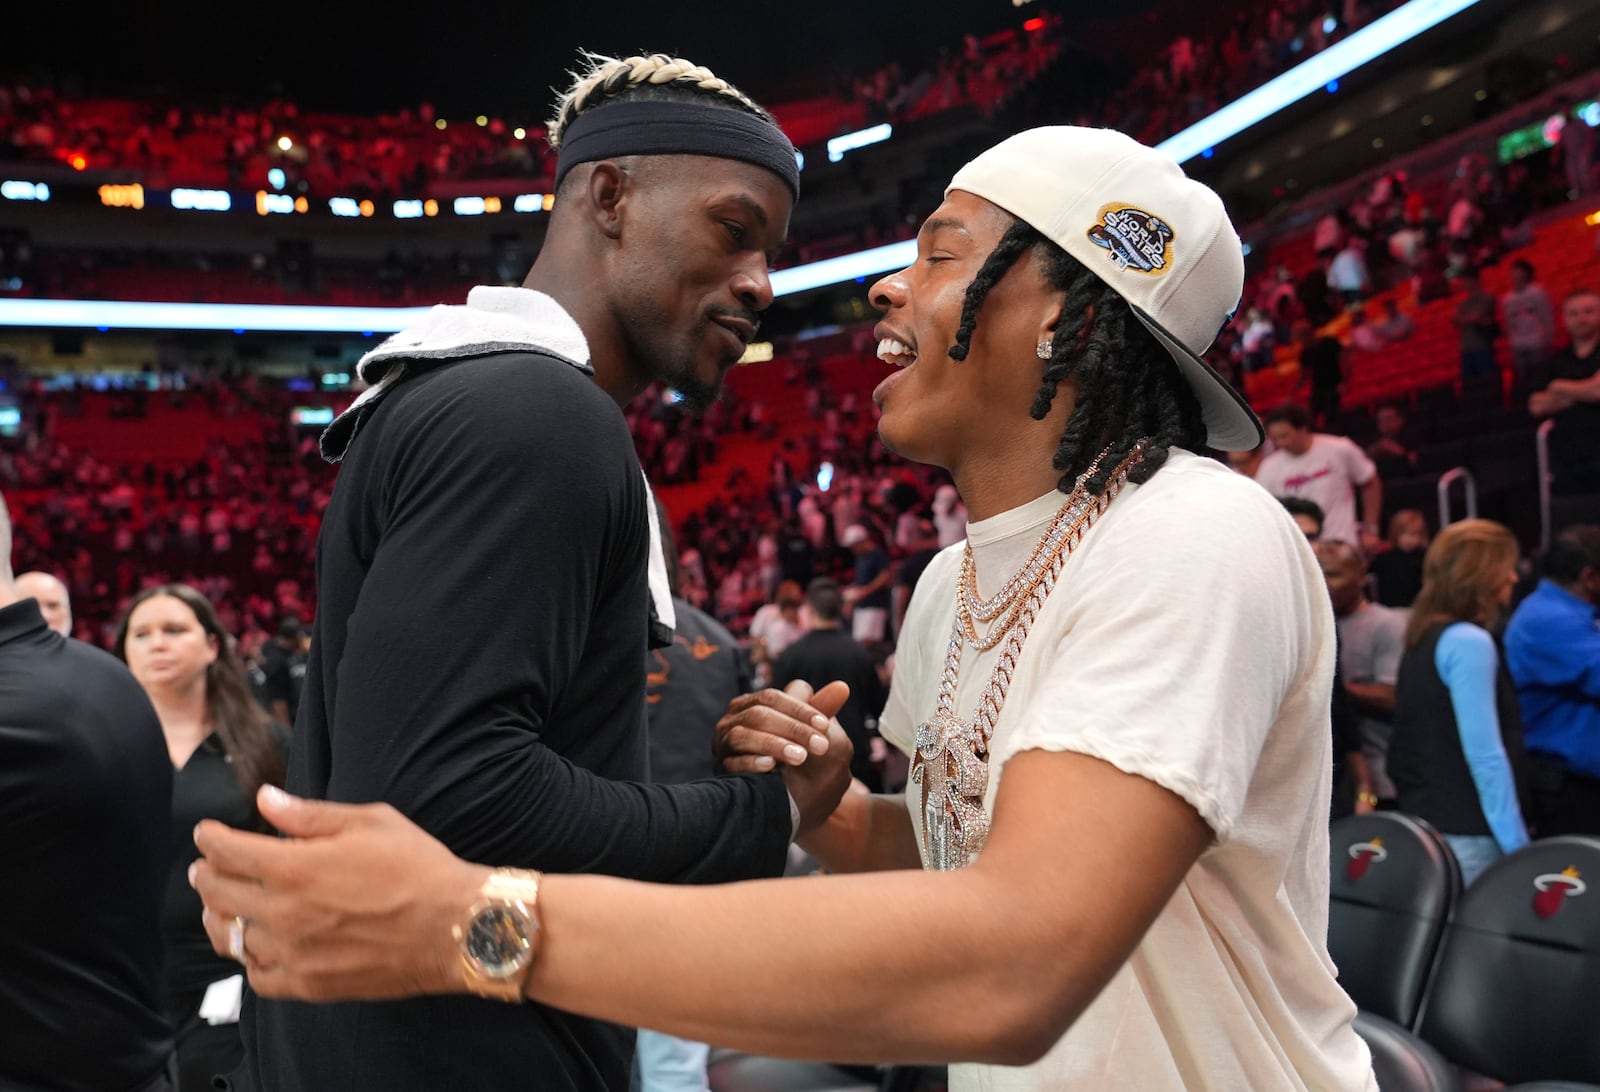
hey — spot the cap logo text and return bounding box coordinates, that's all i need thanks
[1087,205,1174,275]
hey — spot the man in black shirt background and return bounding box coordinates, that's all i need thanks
[1531,287,1600,526]
[774,578,887,791]
[258,615,308,728]
[0,495,175,1092]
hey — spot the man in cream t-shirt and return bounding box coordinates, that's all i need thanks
[881,449,1372,1091]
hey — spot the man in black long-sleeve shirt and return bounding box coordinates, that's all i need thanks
[0,497,175,1092]
[238,54,848,1091]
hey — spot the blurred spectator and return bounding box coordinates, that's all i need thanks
[637,508,750,1091]
[893,517,942,637]
[1257,404,1382,550]
[1391,520,1530,886]
[1373,509,1431,608]
[259,615,309,728]
[1327,237,1371,306]
[1364,405,1417,479]
[1294,323,1345,428]
[1317,539,1407,807]
[1226,443,1266,480]
[1503,524,1600,836]
[114,583,288,1091]
[930,483,967,548]
[771,578,886,792]
[1281,496,1326,542]
[1373,298,1415,343]
[1345,308,1384,354]
[840,524,892,645]
[14,569,71,636]
[747,580,807,686]
[1501,259,1556,389]
[1241,308,1277,371]
[1529,288,1600,524]
[1452,269,1500,384]
[1555,95,1596,199]
[0,496,176,1092]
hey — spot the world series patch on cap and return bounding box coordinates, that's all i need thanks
[947,126,1264,452]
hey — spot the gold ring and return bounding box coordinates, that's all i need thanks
[228,915,248,962]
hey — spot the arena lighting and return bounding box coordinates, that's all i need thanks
[277,136,293,151]
[1157,0,1487,164]
[0,299,433,333]
[1023,16,1045,31]
[768,238,917,298]
[98,183,144,209]
[268,167,287,189]
[454,196,487,216]
[827,123,892,163]
[170,188,231,211]
[393,198,425,218]
[0,180,50,201]
[255,191,296,215]
[795,150,805,172]
[329,197,363,217]
[514,127,527,140]
[512,193,546,213]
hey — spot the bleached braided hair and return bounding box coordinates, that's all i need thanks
[546,52,775,150]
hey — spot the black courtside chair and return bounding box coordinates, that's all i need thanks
[1353,1010,1463,1092]
[1415,836,1600,1086]
[1329,812,1461,1028]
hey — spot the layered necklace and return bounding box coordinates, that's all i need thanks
[910,440,1149,871]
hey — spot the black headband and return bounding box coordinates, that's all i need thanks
[554,99,800,200]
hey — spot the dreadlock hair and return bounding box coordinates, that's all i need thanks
[547,53,773,154]
[947,219,1209,495]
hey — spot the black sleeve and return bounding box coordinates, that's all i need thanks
[769,648,795,692]
[324,361,788,883]
[260,652,290,706]
[1331,664,1361,759]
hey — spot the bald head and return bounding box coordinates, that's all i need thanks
[1313,539,1368,616]
[16,571,71,636]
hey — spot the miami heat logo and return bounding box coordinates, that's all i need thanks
[1533,866,1587,919]
[1086,205,1175,274]
[1346,838,1388,881]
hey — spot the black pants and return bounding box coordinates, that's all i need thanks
[167,988,244,1092]
[1529,757,1600,838]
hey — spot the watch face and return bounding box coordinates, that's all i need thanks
[466,906,534,978]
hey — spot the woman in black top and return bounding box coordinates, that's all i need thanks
[116,584,287,1092]
[1372,509,1429,608]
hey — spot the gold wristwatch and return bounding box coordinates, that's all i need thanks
[452,868,542,1002]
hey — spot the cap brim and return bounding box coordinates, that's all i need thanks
[1129,305,1264,452]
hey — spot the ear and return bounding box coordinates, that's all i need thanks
[1037,286,1071,355]
[205,633,220,666]
[585,161,631,241]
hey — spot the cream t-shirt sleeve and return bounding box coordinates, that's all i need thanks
[994,473,1319,842]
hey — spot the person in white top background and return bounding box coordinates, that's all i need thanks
[191,126,1375,1092]
[1256,401,1384,551]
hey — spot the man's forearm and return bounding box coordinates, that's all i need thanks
[1360,478,1383,528]
[1345,680,1396,715]
[798,791,922,874]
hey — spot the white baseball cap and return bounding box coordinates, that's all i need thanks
[947,126,1263,451]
